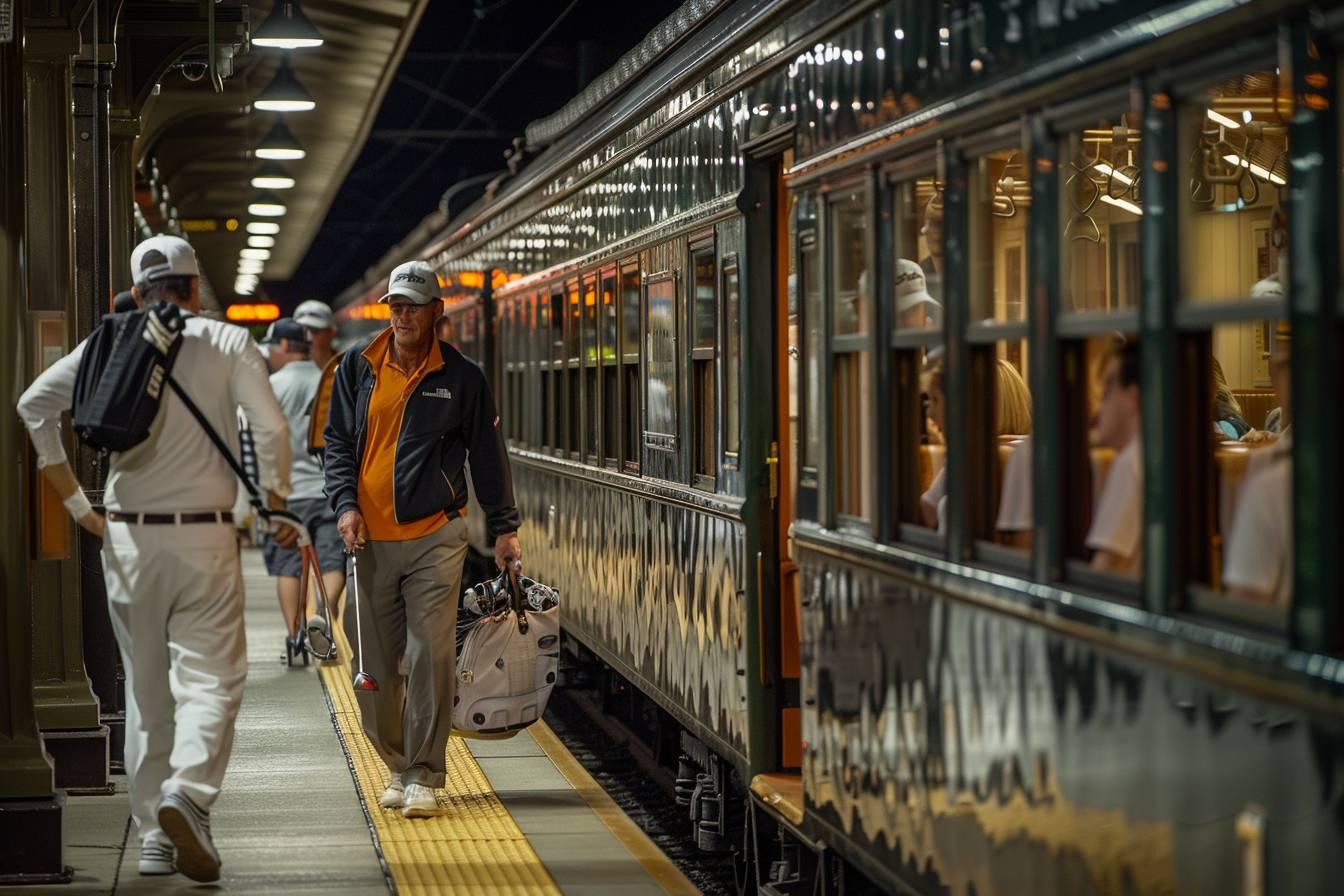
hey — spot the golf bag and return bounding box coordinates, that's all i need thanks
[453,568,560,735]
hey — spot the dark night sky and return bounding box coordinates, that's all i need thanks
[273,0,681,307]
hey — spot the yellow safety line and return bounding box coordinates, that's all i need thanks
[318,619,560,895]
[529,721,701,895]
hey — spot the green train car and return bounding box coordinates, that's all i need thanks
[335,1,1344,892]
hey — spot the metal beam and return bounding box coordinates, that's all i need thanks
[370,128,512,141]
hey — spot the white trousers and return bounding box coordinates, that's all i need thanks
[101,520,247,843]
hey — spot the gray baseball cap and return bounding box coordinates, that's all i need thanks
[378,260,440,305]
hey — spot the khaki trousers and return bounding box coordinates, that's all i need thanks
[346,517,468,788]
[101,520,247,843]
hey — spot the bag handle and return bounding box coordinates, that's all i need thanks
[505,558,528,634]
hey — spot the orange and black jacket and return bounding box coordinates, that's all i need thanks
[323,338,520,536]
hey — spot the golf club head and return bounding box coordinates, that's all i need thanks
[353,671,379,692]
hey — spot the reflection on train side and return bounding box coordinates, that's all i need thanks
[799,552,1344,895]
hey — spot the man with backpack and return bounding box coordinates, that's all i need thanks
[324,260,521,818]
[15,234,295,883]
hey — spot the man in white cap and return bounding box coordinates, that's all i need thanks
[294,299,337,370]
[324,260,521,818]
[16,234,294,882]
[894,258,941,330]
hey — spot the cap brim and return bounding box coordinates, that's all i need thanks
[896,292,940,313]
[378,288,435,305]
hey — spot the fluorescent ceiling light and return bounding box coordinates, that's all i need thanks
[253,58,316,113]
[1099,194,1143,216]
[253,1,324,49]
[255,120,305,161]
[240,247,272,260]
[250,162,295,190]
[246,221,281,235]
[1222,152,1286,186]
[1093,162,1134,186]
[1207,109,1241,129]
[248,191,288,217]
[238,260,266,274]
[247,235,276,248]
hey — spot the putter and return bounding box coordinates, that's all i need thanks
[302,544,338,662]
[348,550,379,692]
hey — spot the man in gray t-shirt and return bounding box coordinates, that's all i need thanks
[263,319,347,657]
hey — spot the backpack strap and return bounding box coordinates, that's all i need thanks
[164,375,266,511]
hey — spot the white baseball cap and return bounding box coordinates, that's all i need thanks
[895,258,939,313]
[378,260,440,305]
[131,234,199,285]
[293,299,334,330]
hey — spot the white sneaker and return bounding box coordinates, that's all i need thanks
[158,792,221,883]
[137,833,175,876]
[401,783,438,818]
[379,780,404,809]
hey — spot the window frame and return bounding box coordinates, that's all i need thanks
[721,254,741,468]
[600,264,620,470]
[619,257,642,475]
[688,235,718,492]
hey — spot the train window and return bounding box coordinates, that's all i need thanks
[644,271,679,453]
[722,260,740,460]
[582,273,599,464]
[969,147,1031,327]
[601,269,618,468]
[829,189,872,523]
[1061,333,1142,586]
[1061,113,1142,311]
[891,175,946,543]
[620,261,641,473]
[549,287,565,454]
[799,231,822,477]
[566,278,581,457]
[1179,71,1290,305]
[691,246,717,488]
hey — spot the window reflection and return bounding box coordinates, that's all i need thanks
[892,176,943,331]
[969,148,1031,324]
[1180,71,1291,303]
[1087,336,1142,576]
[1062,115,1142,311]
[830,192,872,521]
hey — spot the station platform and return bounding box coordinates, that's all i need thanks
[16,549,694,895]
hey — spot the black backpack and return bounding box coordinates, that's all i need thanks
[71,301,185,452]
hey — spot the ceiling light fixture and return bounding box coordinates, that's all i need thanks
[241,247,272,260]
[250,161,296,190]
[255,119,305,161]
[238,263,266,276]
[1222,152,1286,186]
[1206,109,1241,129]
[1092,162,1134,186]
[246,221,281,235]
[248,191,288,216]
[252,1,324,50]
[247,235,276,249]
[1099,194,1143,216]
[253,58,316,113]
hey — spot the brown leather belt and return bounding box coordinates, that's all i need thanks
[107,511,233,525]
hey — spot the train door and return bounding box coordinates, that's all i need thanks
[738,133,800,777]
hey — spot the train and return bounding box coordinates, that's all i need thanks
[332,1,1344,893]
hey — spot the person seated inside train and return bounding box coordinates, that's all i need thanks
[1244,273,1290,439]
[1212,356,1252,440]
[920,190,944,307]
[920,355,947,530]
[994,359,1033,547]
[1086,338,1143,575]
[893,258,941,330]
[1223,321,1293,606]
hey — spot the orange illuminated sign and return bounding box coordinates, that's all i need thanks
[226,303,280,322]
[350,304,391,320]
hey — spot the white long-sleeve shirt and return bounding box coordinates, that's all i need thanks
[17,314,292,513]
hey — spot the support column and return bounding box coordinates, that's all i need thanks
[25,26,110,794]
[73,30,126,774]
[0,25,70,885]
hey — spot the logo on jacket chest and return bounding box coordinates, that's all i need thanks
[422,387,453,400]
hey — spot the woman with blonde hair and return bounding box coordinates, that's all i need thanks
[994,358,1032,436]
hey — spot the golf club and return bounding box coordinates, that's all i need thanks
[348,551,379,692]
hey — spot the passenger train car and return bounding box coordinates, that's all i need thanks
[335,1,1344,892]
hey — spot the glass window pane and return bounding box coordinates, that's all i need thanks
[830,192,868,337]
[621,265,640,356]
[693,249,716,349]
[1061,112,1142,311]
[549,290,564,363]
[969,148,1031,323]
[645,275,678,438]
[601,273,617,363]
[893,176,942,332]
[1210,319,1292,606]
[801,237,823,469]
[583,275,598,364]
[1180,70,1291,304]
[567,281,581,362]
[724,265,740,456]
